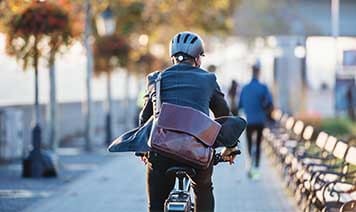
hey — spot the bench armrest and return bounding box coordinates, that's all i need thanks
[321,181,355,204]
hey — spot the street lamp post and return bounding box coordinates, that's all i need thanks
[84,0,94,151]
[331,0,340,70]
[96,7,116,145]
[294,41,307,112]
[332,0,340,116]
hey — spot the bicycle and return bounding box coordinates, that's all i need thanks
[164,149,241,212]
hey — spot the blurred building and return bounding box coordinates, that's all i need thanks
[233,0,356,116]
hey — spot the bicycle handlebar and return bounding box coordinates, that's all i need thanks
[213,149,241,165]
[135,148,241,166]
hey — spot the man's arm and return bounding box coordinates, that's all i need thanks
[138,93,153,126]
[209,84,230,117]
[138,72,161,126]
[136,86,153,163]
[138,76,157,126]
[210,79,240,164]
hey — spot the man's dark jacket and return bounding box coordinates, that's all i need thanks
[108,63,246,152]
[139,63,230,125]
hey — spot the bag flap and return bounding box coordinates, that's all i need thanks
[157,103,221,146]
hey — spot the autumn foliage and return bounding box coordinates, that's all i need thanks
[4,1,76,70]
[10,3,70,35]
[0,0,240,73]
[94,34,131,75]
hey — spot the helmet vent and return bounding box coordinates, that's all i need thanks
[190,36,198,44]
[170,31,204,58]
[183,34,190,43]
[177,34,181,43]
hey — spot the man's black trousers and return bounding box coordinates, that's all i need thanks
[146,152,214,212]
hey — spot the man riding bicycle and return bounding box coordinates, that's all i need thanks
[139,31,239,212]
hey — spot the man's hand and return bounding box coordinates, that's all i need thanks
[140,155,148,165]
[135,152,148,165]
[221,146,238,164]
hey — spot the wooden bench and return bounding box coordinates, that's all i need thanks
[263,116,297,166]
[283,125,315,188]
[311,146,356,211]
[296,141,353,211]
[263,113,291,162]
[262,110,356,211]
[286,131,332,203]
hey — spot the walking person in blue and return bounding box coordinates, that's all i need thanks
[238,62,273,180]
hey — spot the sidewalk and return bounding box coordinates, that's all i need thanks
[24,153,146,212]
[214,152,297,211]
[0,147,113,212]
[21,141,297,212]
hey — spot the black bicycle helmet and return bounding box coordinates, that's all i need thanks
[169,31,205,59]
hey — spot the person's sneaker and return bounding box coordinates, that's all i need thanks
[250,168,260,181]
[247,168,261,181]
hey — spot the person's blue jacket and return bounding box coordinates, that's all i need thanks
[239,78,273,125]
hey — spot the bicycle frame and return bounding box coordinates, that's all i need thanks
[164,170,193,212]
[164,150,241,212]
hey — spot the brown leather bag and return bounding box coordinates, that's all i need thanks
[147,72,221,169]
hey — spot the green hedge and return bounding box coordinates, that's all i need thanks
[320,118,356,138]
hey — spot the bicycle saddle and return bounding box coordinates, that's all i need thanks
[166,167,196,178]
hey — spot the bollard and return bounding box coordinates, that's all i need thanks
[22,124,59,178]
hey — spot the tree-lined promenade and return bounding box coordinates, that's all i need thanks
[0,0,239,177]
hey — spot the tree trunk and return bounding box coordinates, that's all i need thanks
[84,0,94,151]
[48,58,58,151]
[32,36,42,151]
[124,70,130,130]
[34,37,40,128]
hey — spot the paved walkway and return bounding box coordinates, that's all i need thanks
[24,142,297,212]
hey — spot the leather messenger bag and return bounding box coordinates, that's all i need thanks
[148,72,221,169]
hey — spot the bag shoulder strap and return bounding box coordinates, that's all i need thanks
[154,72,162,116]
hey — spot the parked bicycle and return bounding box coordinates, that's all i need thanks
[164,149,241,212]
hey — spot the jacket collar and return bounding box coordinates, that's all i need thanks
[167,63,202,72]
